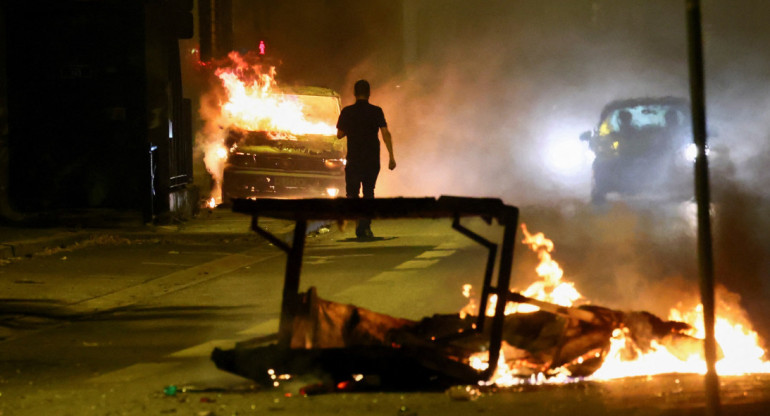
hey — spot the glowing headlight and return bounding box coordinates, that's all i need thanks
[542,134,595,176]
[683,143,709,162]
[684,143,697,162]
[324,159,345,169]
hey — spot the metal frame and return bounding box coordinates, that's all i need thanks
[233,196,519,381]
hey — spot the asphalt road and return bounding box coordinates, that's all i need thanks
[1,206,769,415]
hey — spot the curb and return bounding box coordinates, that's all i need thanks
[0,232,92,260]
[0,220,334,261]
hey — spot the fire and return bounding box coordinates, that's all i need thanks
[215,58,335,135]
[195,47,338,203]
[471,223,583,317]
[463,224,770,386]
[516,224,582,311]
[592,301,770,379]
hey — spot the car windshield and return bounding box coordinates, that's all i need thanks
[599,104,687,135]
[285,94,341,128]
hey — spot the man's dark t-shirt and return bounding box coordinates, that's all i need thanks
[336,99,387,171]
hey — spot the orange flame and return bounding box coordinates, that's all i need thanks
[214,54,335,135]
[463,224,770,386]
[479,223,583,316]
[195,48,338,203]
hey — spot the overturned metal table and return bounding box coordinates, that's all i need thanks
[229,196,520,385]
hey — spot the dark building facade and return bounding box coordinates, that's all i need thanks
[0,0,195,224]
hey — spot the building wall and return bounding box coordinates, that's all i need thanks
[4,1,148,214]
[2,0,195,223]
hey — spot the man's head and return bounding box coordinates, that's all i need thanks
[618,110,632,127]
[354,79,370,99]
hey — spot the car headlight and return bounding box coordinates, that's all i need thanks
[683,143,709,163]
[324,159,346,170]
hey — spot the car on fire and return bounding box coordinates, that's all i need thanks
[580,97,697,203]
[221,86,346,201]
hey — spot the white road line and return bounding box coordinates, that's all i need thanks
[434,241,469,250]
[394,259,440,269]
[415,249,456,259]
[368,270,419,283]
[167,340,238,358]
[88,362,180,383]
[237,318,280,336]
[161,319,280,360]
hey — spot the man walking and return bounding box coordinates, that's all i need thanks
[336,79,396,239]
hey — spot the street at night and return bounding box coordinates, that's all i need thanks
[1,206,769,414]
[3,0,770,415]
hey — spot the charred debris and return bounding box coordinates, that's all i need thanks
[211,197,707,392]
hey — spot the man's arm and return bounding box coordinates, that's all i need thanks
[380,126,396,170]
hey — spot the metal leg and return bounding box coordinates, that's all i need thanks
[484,208,518,379]
[278,220,308,346]
[451,217,497,331]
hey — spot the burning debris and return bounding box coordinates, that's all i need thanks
[212,286,708,391]
[213,197,770,393]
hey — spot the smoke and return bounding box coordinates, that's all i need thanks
[359,1,690,205]
[334,0,770,340]
[195,75,229,202]
[215,0,770,342]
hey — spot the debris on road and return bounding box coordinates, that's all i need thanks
[163,385,178,396]
[212,287,704,391]
[213,197,713,392]
[446,385,481,401]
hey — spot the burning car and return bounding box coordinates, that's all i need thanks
[221,86,346,201]
[580,97,695,203]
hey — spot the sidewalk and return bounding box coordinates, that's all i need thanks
[0,206,334,342]
[0,206,322,261]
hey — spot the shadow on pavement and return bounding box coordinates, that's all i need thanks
[336,236,399,243]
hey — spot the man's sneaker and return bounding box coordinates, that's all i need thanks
[363,228,374,239]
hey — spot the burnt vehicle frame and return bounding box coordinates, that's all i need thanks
[580,97,695,203]
[214,196,520,389]
[221,87,346,202]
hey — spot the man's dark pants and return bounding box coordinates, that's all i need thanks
[345,166,379,236]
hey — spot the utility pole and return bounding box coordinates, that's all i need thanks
[684,1,721,415]
[199,0,234,61]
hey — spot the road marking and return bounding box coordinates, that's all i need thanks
[159,319,280,361]
[88,362,180,383]
[415,249,456,259]
[434,240,471,250]
[394,259,440,269]
[167,340,238,358]
[368,271,418,283]
[238,318,280,336]
[333,271,419,309]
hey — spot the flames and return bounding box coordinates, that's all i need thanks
[215,57,335,135]
[591,302,770,379]
[468,224,583,318]
[463,223,770,386]
[195,48,338,205]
